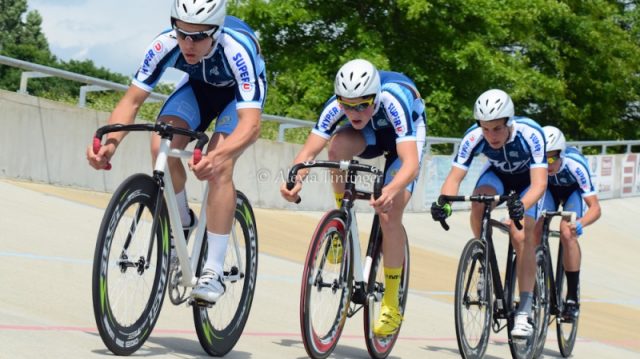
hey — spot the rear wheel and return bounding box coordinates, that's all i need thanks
[454,239,492,359]
[506,252,540,359]
[300,210,352,359]
[533,247,551,358]
[193,191,258,356]
[363,226,410,359]
[555,247,579,358]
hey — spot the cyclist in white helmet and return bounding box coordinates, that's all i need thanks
[536,126,601,321]
[430,89,548,338]
[281,59,426,336]
[87,0,266,304]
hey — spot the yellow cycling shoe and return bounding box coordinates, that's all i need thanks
[373,305,403,337]
[325,233,343,264]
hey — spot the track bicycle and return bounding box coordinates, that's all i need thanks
[90,123,258,356]
[286,160,410,359]
[533,210,579,358]
[437,192,543,359]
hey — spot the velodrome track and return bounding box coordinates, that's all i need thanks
[1,178,639,358]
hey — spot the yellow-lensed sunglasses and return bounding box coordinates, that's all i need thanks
[337,96,375,112]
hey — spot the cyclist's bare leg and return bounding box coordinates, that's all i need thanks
[150,115,191,193]
[205,132,238,234]
[327,127,366,195]
[470,185,497,238]
[513,216,537,293]
[378,189,411,267]
[559,219,581,271]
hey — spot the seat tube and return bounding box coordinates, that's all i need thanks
[348,208,365,282]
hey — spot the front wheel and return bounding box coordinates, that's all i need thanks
[193,191,259,356]
[300,209,352,359]
[363,225,410,359]
[454,239,493,359]
[555,249,579,358]
[92,173,170,355]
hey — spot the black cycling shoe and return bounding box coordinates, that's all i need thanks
[562,300,580,323]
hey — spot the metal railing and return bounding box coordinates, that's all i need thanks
[1,55,638,153]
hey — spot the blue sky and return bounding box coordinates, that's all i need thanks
[27,0,182,82]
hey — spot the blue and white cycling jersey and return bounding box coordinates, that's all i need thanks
[549,147,596,197]
[452,117,547,174]
[312,71,426,144]
[132,16,266,110]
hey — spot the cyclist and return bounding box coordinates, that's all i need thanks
[430,89,547,338]
[537,125,601,321]
[280,59,426,337]
[86,0,266,304]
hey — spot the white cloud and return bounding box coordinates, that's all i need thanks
[27,0,179,81]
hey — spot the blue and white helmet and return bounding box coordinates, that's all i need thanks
[171,0,226,38]
[473,89,515,125]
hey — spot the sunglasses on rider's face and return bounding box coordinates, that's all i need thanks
[337,96,375,112]
[547,154,560,164]
[173,25,219,42]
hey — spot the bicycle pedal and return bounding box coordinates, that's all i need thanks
[188,298,216,308]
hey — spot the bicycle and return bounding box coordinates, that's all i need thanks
[533,210,579,358]
[286,160,410,359]
[90,123,258,356]
[436,192,543,359]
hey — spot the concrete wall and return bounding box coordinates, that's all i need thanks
[1,90,638,212]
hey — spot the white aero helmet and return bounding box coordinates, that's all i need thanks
[334,59,381,100]
[543,125,566,154]
[473,89,515,125]
[171,0,226,37]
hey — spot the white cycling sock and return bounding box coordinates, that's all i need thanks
[204,231,229,276]
[176,190,191,226]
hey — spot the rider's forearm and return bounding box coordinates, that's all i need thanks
[579,198,601,227]
[215,119,260,161]
[521,183,546,211]
[386,163,419,195]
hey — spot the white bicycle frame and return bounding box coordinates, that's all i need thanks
[155,137,245,288]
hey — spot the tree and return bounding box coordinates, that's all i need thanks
[231,0,640,140]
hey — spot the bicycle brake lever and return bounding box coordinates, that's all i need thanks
[439,219,450,231]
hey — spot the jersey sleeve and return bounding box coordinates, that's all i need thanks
[566,155,597,197]
[379,87,416,144]
[452,127,484,171]
[221,30,266,110]
[312,97,345,139]
[132,31,179,92]
[519,122,547,169]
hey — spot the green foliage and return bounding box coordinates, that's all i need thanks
[232,0,640,141]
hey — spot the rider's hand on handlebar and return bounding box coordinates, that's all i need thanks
[507,197,525,221]
[280,180,302,203]
[87,142,115,170]
[430,200,452,222]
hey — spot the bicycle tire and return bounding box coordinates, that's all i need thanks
[300,209,352,359]
[506,251,540,359]
[363,226,410,359]
[92,173,170,355]
[533,248,552,358]
[555,253,579,357]
[454,239,492,359]
[193,190,259,356]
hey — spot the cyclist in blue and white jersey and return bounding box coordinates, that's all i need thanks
[281,59,427,336]
[537,126,601,321]
[87,0,266,304]
[430,89,548,338]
